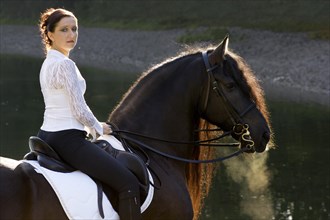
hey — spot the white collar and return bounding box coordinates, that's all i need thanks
[47,49,68,59]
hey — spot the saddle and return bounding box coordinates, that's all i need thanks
[24,136,149,217]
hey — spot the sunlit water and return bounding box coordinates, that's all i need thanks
[1,55,329,220]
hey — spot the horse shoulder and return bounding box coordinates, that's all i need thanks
[142,158,193,219]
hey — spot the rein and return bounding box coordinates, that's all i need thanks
[110,125,251,164]
[108,51,256,164]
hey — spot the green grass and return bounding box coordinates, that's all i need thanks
[0,0,329,41]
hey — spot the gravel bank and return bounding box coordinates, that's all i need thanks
[1,25,329,106]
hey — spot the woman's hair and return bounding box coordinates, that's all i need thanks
[39,8,77,53]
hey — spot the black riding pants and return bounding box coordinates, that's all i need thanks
[37,129,141,219]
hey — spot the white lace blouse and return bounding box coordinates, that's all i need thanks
[40,49,103,135]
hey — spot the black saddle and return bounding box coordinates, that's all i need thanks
[24,136,149,217]
[24,136,75,172]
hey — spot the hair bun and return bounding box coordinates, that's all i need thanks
[39,8,55,31]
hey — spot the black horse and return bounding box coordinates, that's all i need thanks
[0,37,273,220]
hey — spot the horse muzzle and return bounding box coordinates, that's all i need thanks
[233,123,270,153]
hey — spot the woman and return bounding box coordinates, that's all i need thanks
[38,8,141,220]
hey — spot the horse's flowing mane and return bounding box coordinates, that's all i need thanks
[186,120,218,220]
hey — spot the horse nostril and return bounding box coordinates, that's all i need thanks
[263,132,270,142]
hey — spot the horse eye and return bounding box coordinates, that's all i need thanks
[226,82,235,90]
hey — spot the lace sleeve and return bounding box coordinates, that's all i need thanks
[53,59,103,135]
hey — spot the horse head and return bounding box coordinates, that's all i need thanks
[200,36,272,153]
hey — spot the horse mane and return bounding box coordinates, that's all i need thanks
[186,119,218,220]
[110,51,197,113]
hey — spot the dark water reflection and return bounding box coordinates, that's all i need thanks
[1,55,329,220]
[202,102,330,220]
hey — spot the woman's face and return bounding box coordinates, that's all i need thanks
[48,16,78,56]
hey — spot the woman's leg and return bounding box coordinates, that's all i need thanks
[38,129,141,220]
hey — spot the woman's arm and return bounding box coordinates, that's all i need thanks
[54,59,103,135]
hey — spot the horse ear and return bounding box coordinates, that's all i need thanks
[208,35,229,65]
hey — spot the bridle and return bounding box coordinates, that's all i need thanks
[109,51,256,164]
[201,51,256,128]
[201,51,256,151]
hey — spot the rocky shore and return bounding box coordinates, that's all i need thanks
[1,25,329,106]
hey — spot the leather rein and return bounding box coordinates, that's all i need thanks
[109,51,256,164]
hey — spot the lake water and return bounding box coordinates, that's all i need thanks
[1,55,329,220]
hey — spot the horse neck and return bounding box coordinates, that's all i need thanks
[110,54,205,146]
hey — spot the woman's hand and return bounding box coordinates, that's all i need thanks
[101,123,112,135]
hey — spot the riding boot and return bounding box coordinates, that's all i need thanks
[118,190,141,220]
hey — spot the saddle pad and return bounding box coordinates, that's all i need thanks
[24,135,154,220]
[25,160,119,220]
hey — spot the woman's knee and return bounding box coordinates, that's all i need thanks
[118,172,140,194]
